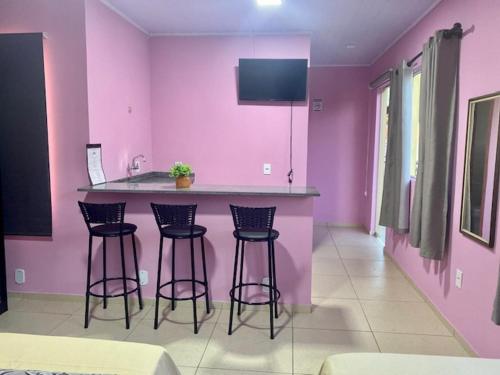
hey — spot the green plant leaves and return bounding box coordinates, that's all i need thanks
[169,162,192,177]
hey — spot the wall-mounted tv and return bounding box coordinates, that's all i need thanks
[238,58,308,102]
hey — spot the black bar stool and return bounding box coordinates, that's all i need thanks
[151,203,210,334]
[228,204,281,339]
[78,201,143,329]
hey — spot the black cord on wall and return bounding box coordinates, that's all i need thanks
[287,101,294,184]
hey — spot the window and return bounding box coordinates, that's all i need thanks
[410,72,421,177]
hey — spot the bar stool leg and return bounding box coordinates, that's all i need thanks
[171,239,176,311]
[119,234,130,329]
[102,237,107,309]
[84,235,93,329]
[271,240,278,318]
[154,236,164,330]
[237,240,245,316]
[200,236,210,314]
[228,239,240,335]
[267,240,275,340]
[190,237,198,334]
[131,234,143,310]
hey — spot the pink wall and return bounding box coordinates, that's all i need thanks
[150,35,310,186]
[307,67,370,225]
[0,4,314,305]
[86,0,152,181]
[0,0,92,294]
[368,0,500,357]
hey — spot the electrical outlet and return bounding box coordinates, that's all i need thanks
[139,270,149,286]
[15,269,25,284]
[455,269,463,288]
[263,163,272,175]
[262,277,270,293]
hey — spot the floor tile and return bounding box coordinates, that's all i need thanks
[200,323,293,373]
[342,259,404,278]
[218,305,292,329]
[126,319,215,367]
[74,297,151,323]
[374,332,468,356]
[350,277,423,302]
[49,314,137,341]
[313,226,335,247]
[330,228,383,248]
[361,300,452,336]
[4,294,25,310]
[9,294,82,315]
[197,369,289,375]
[337,245,385,260]
[312,274,357,299]
[0,311,70,335]
[312,244,340,260]
[144,299,221,325]
[294,298,370,331]
[293,328,379,375]
[312,258,346,276]
[178,367,197,375]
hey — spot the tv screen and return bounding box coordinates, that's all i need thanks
[238,58,308,102]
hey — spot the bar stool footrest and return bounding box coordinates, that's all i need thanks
[158,279,208,301]
[229,282,280,306]
[88,277,140,298]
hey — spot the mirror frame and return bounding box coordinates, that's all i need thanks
[460,91,500,247]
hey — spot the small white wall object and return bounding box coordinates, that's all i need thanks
[263,163,272,175]
[139,270,149,286]
[455,269,463,288]
[15,268,25,284]
[312,98,323,112]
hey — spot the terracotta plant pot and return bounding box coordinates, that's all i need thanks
[176,176,191,189]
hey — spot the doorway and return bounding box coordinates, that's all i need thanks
[374,85,390,244]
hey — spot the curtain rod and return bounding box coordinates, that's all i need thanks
[407,23,463,67]
[370,22,463,89]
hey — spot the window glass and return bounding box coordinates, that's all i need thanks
[410,72,421,177]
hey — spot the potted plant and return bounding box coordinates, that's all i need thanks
[169,162,193,189]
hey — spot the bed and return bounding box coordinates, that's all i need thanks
[320,353,500,375]
[0,333,180,375]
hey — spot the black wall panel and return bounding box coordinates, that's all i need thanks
[0,33,52,236]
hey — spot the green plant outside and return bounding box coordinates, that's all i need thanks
[169,162,192,178]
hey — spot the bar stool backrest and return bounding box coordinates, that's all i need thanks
[78,201,126,231]
[230,205,276,237]
[150,203,197,229]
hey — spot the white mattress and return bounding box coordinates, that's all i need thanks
[0,333,180,375]
[320,353,500,375]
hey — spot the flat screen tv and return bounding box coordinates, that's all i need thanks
[238,58,308,102]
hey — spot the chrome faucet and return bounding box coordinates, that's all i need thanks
[128,154,146,175]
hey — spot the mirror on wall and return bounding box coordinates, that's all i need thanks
[461,92,500,247]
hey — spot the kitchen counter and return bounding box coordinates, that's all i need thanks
[78,171,320,197]
[77,171,318,307]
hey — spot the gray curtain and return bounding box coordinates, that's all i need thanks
[409,30,460,260]
[379,61,413,232]
[494,263,500,324]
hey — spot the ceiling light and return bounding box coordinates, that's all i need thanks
[345,44,357,49]
[256,0,282,7]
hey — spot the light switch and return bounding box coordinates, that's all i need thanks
[455,269,463,288]
[263,163,272,175]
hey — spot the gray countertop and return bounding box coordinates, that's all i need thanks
[78,172,320,197]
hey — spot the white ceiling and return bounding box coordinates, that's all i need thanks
[104,0,441,66]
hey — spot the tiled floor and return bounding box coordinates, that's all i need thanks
[0,225,469,374]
